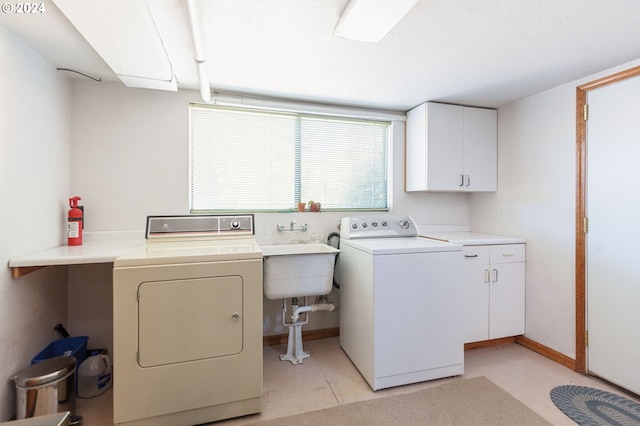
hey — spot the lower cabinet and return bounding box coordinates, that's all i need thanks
[462,244,525,343]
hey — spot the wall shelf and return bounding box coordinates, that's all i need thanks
[8,231,144,278]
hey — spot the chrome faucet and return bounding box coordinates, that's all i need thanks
[276,220,308,232]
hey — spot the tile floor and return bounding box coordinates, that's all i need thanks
[78,338,633,425]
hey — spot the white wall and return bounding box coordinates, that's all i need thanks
[0,26,71,421]
[470,58,640,358]
[68,79,470,339]
[69,79,470,233]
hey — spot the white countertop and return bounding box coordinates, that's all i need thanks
[8,231,145,268]
[419,231,525,246]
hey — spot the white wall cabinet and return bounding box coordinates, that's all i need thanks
[406,102,497,192]
[462,243,525,343]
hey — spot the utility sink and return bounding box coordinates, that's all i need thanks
[261,244,340,300]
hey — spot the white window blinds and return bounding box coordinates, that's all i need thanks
[189,104,389,212]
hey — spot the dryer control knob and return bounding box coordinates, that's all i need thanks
[231,220,240,229]
[399,219,410,229]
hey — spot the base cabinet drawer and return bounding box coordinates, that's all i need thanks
[490,244,525,264]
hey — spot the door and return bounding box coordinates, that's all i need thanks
[586,74,640,394]
[138,275,243,367]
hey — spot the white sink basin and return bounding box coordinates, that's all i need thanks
[262,244,340,300]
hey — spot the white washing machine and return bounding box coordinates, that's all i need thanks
[339,215,464,390]
[113,215,263,426]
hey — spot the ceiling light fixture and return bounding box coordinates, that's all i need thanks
[334,0,420,43]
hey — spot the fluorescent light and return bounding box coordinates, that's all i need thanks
[334,0,420,43]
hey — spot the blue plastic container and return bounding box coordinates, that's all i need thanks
[32,336,89,371]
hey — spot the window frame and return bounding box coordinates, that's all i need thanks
[188,102,393,213]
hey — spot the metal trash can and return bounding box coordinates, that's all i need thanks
[14,356,81,424]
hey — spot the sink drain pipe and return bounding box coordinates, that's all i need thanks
[279,299,336,364]
[291,302,336,322]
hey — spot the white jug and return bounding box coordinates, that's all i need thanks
[77,354,112,398]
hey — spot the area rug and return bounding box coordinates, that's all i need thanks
[249,377,552,425]
[551,385,640,425]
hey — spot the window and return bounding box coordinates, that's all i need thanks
[189,103,390,212]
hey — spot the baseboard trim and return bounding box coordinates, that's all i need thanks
[464,337,517,351]
[515,335,576,370]
[263,327,340,346]
[263,329,578,372]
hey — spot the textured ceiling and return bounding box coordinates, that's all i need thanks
[2,0,640,111]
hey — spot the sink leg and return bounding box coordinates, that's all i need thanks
[280,323,310,364]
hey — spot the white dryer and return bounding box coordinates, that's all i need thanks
[339,215,464,390]
[113,215,262,426]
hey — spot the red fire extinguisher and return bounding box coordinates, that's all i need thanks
[68,196,83,246]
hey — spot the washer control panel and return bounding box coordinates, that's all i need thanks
[340,216,417,239]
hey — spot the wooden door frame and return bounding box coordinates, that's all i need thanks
[575,65,640,373]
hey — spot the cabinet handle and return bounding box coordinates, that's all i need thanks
[465,254,478,258]
[465,174,470,187]
[492,269,498,283]
[459,174,465,187]
[232,313,240,321]
[484,269,490,283]
[502,253,514,257]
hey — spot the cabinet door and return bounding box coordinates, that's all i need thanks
[488,262,525,339]
[463,107,497,191]
[463,263,490,342]
[406,102,463,191]
[488,244,525,339]
[462,246,490,343]
[426,103,464,190]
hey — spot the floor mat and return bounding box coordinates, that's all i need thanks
[551,385,640,425]
[250,377,552,426]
